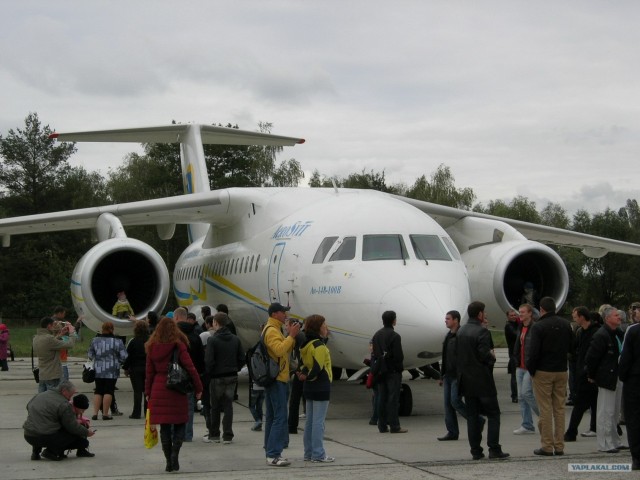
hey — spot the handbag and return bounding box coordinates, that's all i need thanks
[365,371,375,389]
[144,408,158,449]
[31,341,39,384]
[166,345,193,394]
[82,360,96,383]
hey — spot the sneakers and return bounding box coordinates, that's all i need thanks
[267,456,290,466]
[222,439,232,444]
[251,423,262,431]
[202,436,213,443]
[513,426,535,435]
[311,456,335,463]
[581,430,597,437]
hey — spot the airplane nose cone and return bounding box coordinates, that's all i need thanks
[380,282,468,364]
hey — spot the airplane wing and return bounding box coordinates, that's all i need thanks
[0,190,245,239]
[393,195,640,258]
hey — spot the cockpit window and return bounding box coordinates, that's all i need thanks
[441,236,461,260]
[312,236,339,264]
[410,235,451,261]
[362,234,408,261]
[328,236,356,261]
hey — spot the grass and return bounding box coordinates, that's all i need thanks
[5,324,508,358]
[5,326,93,358]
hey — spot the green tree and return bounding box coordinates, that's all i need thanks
[0,113,76,215]
[405,164,475,209]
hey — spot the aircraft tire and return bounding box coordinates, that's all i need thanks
[398,383,413,416]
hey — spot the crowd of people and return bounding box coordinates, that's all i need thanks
[22,297,640,471]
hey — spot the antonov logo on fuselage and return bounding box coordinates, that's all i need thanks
[272,221,313,239]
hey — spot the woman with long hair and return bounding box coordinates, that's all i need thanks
[122,320,149,419]
[145,316,202,472]
[297,314,335,463]
[88,321,127,420]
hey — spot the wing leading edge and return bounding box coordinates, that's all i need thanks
[394,195,640,258]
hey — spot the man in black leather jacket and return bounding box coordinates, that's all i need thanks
[585,306,626,453]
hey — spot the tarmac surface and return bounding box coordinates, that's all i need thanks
[0,349,635,479]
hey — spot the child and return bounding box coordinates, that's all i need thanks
[112,291,135,319]
[71,394,92,428]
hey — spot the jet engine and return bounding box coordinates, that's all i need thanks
[70,237,170,335]
[447,216,569,322]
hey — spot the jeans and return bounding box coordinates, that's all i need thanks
[465,394,502,456]
[377,372,402,431]
[210,376,237,441]
[185,393,195,441]
[264,380,288,458]
[443,374,467,436]
[566,383,597,437]
[304,399,329,460]
[250,386,265,424]
[516,367,539,431]
[38,378,60,393]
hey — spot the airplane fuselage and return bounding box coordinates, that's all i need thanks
[173,188,471,369]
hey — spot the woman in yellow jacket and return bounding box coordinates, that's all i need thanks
[297,314,335,463]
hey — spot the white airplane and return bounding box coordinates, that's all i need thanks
[2,124,640,374]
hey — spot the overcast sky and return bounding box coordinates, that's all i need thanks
[1,1,639,216]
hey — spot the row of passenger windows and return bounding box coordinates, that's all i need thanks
[176,254,262,281]
[312,234,461,264]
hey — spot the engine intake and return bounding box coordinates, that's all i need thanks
[71,238,170,335]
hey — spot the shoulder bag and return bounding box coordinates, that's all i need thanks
[166,345,194,394]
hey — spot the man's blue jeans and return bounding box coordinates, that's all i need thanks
[443,374,467,436]
[264,380,288,458]
[516,367,539,431]
[38,378,60,393]
[303,399,330,460]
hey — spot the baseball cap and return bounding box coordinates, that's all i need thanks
[268,302,291,316]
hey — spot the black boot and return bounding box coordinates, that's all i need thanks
[171,440,183,472]
[161,440,172,472]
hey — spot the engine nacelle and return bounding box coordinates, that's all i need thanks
[71,238,170,336]
[447,216,569,323]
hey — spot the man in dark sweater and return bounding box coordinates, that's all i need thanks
[204,312,244,443]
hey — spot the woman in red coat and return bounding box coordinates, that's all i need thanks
[145,317,202,472]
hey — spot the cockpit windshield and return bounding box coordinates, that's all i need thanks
[312,236,339,264]
[328,236,356,261]
[362,234,408,261]
[410,234,452,261]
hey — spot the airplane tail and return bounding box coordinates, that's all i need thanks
[50,124,305,242]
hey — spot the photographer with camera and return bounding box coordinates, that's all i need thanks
[33,316,77,392]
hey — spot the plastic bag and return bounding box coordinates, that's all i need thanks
[144,409,158,449]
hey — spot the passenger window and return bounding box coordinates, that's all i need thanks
[328,236,356,261]
[410,235,451,261]
[362,234,408,261]
[313,236,339,264]
[256,255,260,272]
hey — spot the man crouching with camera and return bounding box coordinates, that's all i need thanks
[23,380,96,461]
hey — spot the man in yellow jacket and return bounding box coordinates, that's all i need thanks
[263,302,301,467]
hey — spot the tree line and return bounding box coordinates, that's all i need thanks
[1,113,639,322]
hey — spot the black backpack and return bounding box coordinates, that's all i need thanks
[246,326,280,387]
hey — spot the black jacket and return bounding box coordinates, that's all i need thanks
[619,323,640,383]
[525,312,573,376]
[441,331,458,378]
[456,318,496,397]
[204,326,245,378]
[511,322,533,369]
[177,321,205,374]
[586,323,624,391]
[574,322,600,392]
[371,326,404,374]
[122,335,148,372]
[505,320,519,373]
